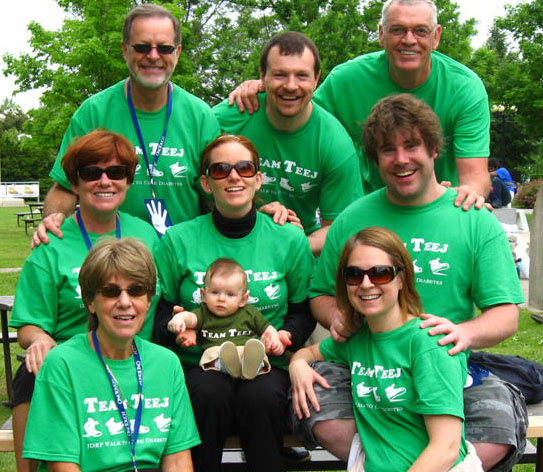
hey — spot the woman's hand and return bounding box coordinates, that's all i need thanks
[261,326,285,356]
[176,329,197,347]
[289,346,330,419]
[278,330,293,349]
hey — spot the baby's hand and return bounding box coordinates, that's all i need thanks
[278,330,292,349]
[167,310,187,334]
[262,326,285,356]
[177,329,197,347]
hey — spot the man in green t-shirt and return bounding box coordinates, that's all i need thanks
[304,94,526,471]
[228,0,490,209]
[214,32,363,255]
[36,4,220,242]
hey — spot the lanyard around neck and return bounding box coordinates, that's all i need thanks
[126,79,173,200]
[76,210,121,251]
[92,330,143,472]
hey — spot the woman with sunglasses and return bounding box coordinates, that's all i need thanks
[290,227,483,472]
[9,130,160,472]
[154,134,314,472]
[23,238,199,471]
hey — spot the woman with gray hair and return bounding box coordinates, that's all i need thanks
[23,238,199,472]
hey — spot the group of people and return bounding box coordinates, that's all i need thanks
[9,0,527,471]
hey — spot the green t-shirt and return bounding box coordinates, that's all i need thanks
[49,80,221,224]
[314,51,490,192]
[194,304,270,350]
[156,212,313,367]
[10,212,160,341]
[310,188,523,323]
[320,318,468,471]
[213,95,363,234]
[23,334,200,472]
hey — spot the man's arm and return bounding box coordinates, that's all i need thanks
[227,79,264,114]
[451,157,490,210]
[48,462,82,472]
[309,295,354,342]
[420,303,519,355]
[44,183,77,218]
[308,220,332,257]
[31,183,77,247]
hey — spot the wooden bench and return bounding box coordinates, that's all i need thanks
[0,296,16,406]
[21,216,42,235]
[0,408,542,470]
[14,212,34,226]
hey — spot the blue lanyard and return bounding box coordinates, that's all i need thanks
[126,79,173,200]
[92,330,143,472]
[76,210,120,250]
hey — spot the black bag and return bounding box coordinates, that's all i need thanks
[469,351,543,404]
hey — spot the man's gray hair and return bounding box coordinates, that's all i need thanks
[381,0,438,27]
[123,4,181,46]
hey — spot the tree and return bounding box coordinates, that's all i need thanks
[0,99,50,188]
[3,0,476,160]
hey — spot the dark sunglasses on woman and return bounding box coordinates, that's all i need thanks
[99,284,149,298]
[206,161,258,180]
[342,265,402,286]
[77,165,130,182]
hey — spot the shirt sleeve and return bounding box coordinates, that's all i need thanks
[411,340,466,419]
[10,253,59,334]
[23,357,81,464]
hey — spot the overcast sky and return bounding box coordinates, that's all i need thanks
[0,0,528,111]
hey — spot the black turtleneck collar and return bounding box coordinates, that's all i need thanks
[212,205,256,239]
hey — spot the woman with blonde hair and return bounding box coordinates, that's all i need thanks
[290,227,483,471]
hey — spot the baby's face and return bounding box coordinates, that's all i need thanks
[202,273,248,317]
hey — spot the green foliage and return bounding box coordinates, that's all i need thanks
[513,180,542,209]
[494,0,543,137]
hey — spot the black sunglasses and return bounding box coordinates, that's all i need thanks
[131,44,176,55]
[77,165,130,182]
[206,161,258,180]
[342,265,402,286]
[99,284,149,299]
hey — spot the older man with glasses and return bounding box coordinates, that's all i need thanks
[229,0,491,210]
[35,4,221,243]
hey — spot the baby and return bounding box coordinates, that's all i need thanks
[167,258,286,380]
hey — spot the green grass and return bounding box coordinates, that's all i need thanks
[0,206,32,268]
[0,207,540,470]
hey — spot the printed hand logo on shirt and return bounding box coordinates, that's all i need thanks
[429,258,450,276]
[356,382,381,401]
[83,418,102,437]
[413,259,423,274]
[385,384,406,402]
[262,172,276,185]
[154,414,171,432]
[264,283,280,300]
[169,162,188,178]
[280,178,294,191]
